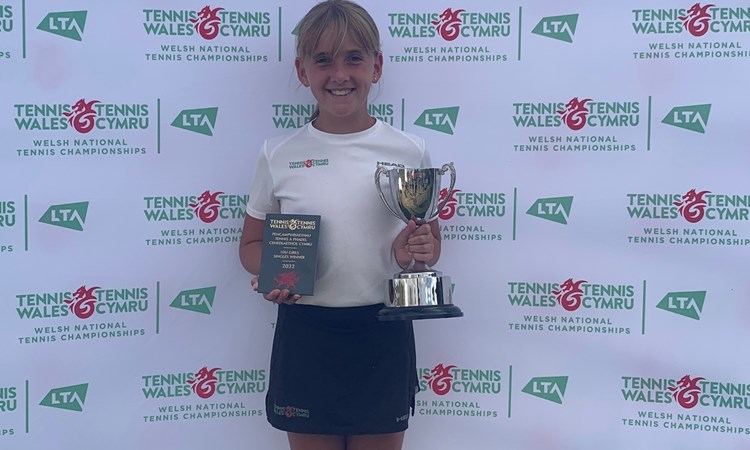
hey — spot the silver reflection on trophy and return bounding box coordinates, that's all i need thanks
[374,162,463,321]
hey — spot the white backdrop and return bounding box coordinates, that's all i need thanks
[2,1,750,449]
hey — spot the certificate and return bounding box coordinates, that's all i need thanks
[257,213,321,296]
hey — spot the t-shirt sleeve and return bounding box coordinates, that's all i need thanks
[245,141,280,219]
[419,136,432,168]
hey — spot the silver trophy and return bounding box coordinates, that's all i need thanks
[374,162,463,321]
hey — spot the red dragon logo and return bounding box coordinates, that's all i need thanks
[431,8,466,41]
[679,3,715,37]
[188,367,221,399]
[63,99,100,134]
[424,363,457,396]
[558,97,593,131]
[274,272,300,291]
[64,285,100,319]
[190,5,225,40]
[668,374,705,409]
[189,190,224,223]
[438,188,461,220]
[552,278,587,312]
[674,189,710,223]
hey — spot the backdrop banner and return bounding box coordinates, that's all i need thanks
[2,1,749,449]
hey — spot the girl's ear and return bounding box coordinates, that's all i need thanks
[295,57,309,87]
[372,51,383,83]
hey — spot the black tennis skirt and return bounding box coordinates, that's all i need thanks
[266,302,418,435]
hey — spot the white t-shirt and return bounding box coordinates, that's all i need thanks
[246,119,432,307]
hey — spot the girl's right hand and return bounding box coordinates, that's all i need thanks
[250,276,301,304]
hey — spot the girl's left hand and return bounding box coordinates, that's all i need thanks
[393,219,434,268]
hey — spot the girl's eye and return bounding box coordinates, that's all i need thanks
[347,54,364,63]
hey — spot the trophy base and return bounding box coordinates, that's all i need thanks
[377,304,464,321]
[377,269,463,321]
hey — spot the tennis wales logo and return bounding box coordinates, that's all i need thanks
[189,367,221,399]
[669,375,704,408]
[423,363,457,396]
[170,287,216,315]
[432,8,465,41]
[526,196,573,224]
[552,279,586,311]
[662,104,711,133]
[532,14,579,43]
[674,189,710,223]
[522,376,568,404]
[39,201,89,231]
[190,191,224,223]
[171,107,218,136]
[37,11,87,41]
[656,291,706,320]
[40,384,88,412]
[190,6,224,40]
[679,3,714,37]
[414,107,459,135]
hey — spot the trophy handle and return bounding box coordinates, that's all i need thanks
[434,162,456,220]
[375,165,403,220]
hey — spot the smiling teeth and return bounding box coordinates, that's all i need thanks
[330,89,351,96]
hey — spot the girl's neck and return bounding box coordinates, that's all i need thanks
[311,113,376,135]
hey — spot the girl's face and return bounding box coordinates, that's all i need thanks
[295,31,382,134]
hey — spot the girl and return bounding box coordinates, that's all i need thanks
[239,1,441,449]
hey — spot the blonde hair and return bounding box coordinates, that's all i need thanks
[296,0,381,59]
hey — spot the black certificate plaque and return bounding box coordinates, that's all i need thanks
[257,213,321,296]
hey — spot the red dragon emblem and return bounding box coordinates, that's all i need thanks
[438,188,461,220]
[188,367,221,399]
[674,189,710,223]
[431,8,466,41]
[557,97,593,131]
[63,99,100,134]
[189,190,224,223]
[668,374,705,409]
[424,363,457,396]
[552,278,587,312]
[64,285,100,319]
[274,272,300,291]
[190,5,225,40]
[679,3,715,37]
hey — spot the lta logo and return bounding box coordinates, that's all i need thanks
[171,107,219,136]
[662,104,711,133]
[414,107,459,135]
[527,196,573,224]
[39,201,89,231]
[656,291,706,320]
[40,383,88,412]
[522,376,568,404]
[37,11,87,41]
[170,287,216,315]
[532,14,579,43]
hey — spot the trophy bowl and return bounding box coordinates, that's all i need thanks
[374,162,463,321]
